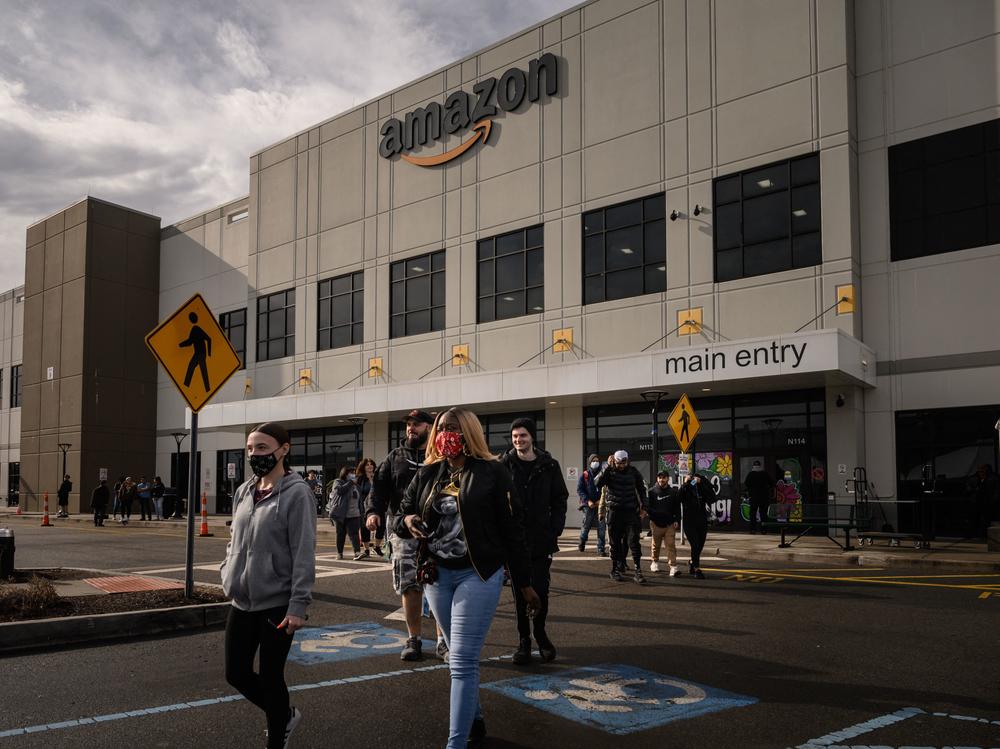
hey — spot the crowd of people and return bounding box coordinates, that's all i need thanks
[88,475,167,526]
[217,408,737,749]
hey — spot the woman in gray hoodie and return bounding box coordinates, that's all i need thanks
[221,422,316,749]
[328,465,363,560]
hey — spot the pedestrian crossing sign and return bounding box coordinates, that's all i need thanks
[145,293,241,413]
[667,393,700,452]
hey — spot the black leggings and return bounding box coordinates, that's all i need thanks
[334,517,361,554]
[514,557,552,641]
[225,606,294,749]
[685,522,708,569]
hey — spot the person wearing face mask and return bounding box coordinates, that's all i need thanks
[365,409,446,662]
[576,453,607,556]
[221,422,316,749]
[396,408,539,749]
[678,473,712,579]
[328,466,363,560]
[595,450,647,584]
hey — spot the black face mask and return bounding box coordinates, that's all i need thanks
[249,451,281,478]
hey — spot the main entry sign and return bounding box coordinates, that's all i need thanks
[145,293,241,412]
[667,394,700,452]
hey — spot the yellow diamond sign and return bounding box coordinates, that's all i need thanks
[667,393,700,452]
[145,293,241,413]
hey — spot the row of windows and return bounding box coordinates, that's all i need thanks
[228,121,1000,363]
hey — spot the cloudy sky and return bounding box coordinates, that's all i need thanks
[0,0,579,292]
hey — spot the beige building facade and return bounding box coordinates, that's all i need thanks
[16,0,1000,537]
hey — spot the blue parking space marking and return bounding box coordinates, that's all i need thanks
[287,621,435,665]
[484,663,756,735]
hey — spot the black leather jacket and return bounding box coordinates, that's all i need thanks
[500,448,569,558]
[366,440,425,518]
[392,457,533,589]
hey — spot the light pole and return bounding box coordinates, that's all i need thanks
[172,431,188,518]
[639,391,669,485]
[57,443,71,515]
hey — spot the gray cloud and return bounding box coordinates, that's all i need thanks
[0,0,578,292]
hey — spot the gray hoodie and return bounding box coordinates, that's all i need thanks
[221,472,316,618]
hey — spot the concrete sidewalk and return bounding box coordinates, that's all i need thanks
[4,511,998,571]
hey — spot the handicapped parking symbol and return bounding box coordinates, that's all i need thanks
[485,664,756,735]
[289,622,434,665]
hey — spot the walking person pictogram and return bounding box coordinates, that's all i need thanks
[180,312,212,392]
[680,405,690,444]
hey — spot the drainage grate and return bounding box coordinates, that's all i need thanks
[82,576,184,593]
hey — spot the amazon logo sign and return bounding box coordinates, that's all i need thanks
[379,53,559,167]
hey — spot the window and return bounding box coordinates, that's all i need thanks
[7,462,19,506]
[318,271,364,350]
[477,226,544,322]
[219,309,246,369]
[256,289,295,362]
[0,369,4,409]
[227,209,248,224]
[582,194,666,304]
[10,365,21,408]
[713,153,821,282]
[889,119,1000,261]
[289,426,363,484]
[390,251,445,338]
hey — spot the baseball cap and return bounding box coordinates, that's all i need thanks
[613,450,629,462]
[404,409,434,425]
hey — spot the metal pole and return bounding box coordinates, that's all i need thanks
[184,412,198,598]
[649,394,661,487]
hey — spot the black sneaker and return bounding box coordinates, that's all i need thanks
[633,569,646,585]
[467,716,486,747]
[511,638,533,665]
[536,634,556,663]
[373,545,384,557]
[283,706,302,748]
[597,548,608,557]
[695,569,706,579]
[577,542,585,552]
[610,569,623,582]
[401,636,423,661]
[435,639,450,663]
[353,550,366,561]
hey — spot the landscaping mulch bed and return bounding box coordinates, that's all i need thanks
[0,569,228,623]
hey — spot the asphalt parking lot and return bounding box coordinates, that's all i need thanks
[2,521,999,748]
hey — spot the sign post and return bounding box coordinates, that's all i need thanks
[145,293,241,598]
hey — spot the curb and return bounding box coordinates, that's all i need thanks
[0,601,231,655]
[710,546,1000,572]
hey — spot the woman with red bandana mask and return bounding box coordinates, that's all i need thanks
[395,407,539,749]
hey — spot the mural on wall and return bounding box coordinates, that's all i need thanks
[660,452,735,524]
[774,459,803,522]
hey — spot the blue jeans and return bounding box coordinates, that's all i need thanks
[423,565,503,749]
[578,506,606,552]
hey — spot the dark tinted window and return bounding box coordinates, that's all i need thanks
[478,226,543,322]
[889,118,1000,260]
[712,153,821,281]
[256,289,295,362]
[582,193,666,304]
[10,365,20,408]
[318,271,363,351]
[390,251,445,337]
[219,308,246,369]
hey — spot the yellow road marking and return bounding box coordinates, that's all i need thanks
[980,592,992,599]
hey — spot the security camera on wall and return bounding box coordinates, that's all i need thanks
[835,394,845,408]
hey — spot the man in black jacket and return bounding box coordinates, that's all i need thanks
[57,475,72,518]
[646,471,681,576]
[596,450,647,584]
[679,474,712,579]
[744,460,774,534]
[501,417,568,665]
[364,409,444,661]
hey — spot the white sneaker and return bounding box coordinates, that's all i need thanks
[282,706,302,747]
[649,561,659,572]
[669,565,679,577]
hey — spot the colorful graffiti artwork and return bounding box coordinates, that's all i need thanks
[774,466,803,522]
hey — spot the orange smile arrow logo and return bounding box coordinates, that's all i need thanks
[401,119,493,167]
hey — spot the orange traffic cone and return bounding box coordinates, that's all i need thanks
[199,493,213,537]
[15,499,22,515]
[41,492,52,527]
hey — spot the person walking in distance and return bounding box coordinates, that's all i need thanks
[112,475,125,521]
[577,454,606,556]
[119,477,136,526]
[221,422,315,749]
[355,458,383,557]
[328,466,362,561]
[397,408,539,749]
[501,417,568,665]
[56,474,72,518]
[364,409,447,661]
[646,471,681,576]
[179,311,212,392]
[679,474,712,579]
[304,470,324,516]
[596,450,647,584]
[136,476,153,521]
[744,460,774,534]
[150,476,165,520]
[90,480,109,527]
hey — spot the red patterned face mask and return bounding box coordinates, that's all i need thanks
[435,430,465,459]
